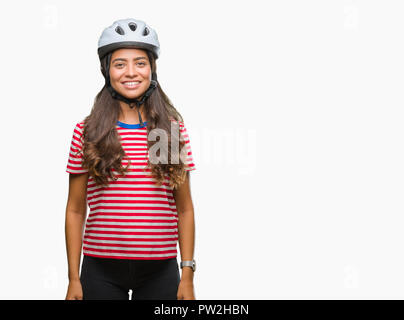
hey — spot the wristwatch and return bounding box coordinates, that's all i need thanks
[180,259,196,272]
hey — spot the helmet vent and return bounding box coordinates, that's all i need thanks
[115,26,125,35]
[142,27,149,36]
[128,22,137,31]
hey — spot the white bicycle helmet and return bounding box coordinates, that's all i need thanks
[98,18,160,60]
[97,18,160,127]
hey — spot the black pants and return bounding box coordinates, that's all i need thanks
[80,255,180,300]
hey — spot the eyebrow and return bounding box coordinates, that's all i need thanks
[111,57,147,63]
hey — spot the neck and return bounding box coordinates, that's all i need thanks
[118,101,146,124]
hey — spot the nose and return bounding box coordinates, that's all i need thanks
[126,63,137,78]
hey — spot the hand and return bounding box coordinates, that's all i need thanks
[65,279,83,300]
[177,279,195,300]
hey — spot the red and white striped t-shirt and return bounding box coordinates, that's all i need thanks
[66,119,196,260]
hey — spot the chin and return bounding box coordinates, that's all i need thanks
[123,92,143,99]
[119,89,147,100]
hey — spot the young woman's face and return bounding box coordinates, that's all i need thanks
[109,48,152,100]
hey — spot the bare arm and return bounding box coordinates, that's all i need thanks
[173,171,196,283]
[65,172,88,299]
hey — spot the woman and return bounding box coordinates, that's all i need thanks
[64,18,197,300]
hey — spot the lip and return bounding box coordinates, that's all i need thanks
[121,81,141,90]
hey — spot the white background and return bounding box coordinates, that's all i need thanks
[0,0,403,299]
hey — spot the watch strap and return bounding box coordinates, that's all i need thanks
[180,259,196,272]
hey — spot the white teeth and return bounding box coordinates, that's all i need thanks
[123,81,140,86]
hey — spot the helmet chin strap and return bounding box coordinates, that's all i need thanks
[105,53,158,128]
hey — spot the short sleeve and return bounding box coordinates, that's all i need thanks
[66,122,89,174]
[179,121,196,172]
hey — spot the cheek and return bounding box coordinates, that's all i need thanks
[139,66,152,78]
[109,69,123,82]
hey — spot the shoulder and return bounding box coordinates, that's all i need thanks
[70,120,86,143]
[169,117,185,129]
[73,119,86,132]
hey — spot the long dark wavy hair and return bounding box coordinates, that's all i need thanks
[80,50,189,189]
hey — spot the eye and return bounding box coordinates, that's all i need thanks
[115,63,124,67]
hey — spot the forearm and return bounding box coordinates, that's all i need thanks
[177,210,195,281]
[65,210,86,281]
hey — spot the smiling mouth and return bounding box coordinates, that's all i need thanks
[122,81,141,89]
